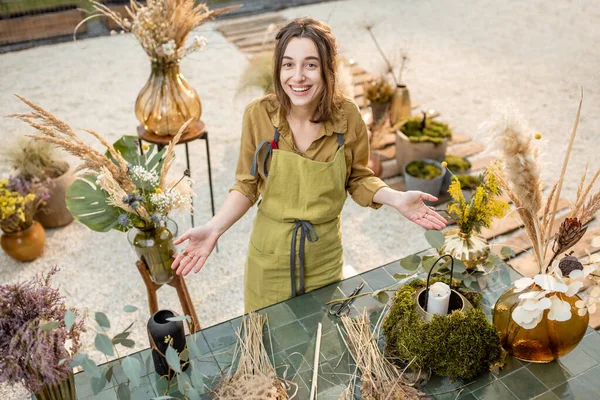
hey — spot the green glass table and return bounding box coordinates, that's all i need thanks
[73,260,600,399]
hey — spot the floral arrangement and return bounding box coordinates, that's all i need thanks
[0,176,48,234]
[0,267,85,393]
[10,95,194,232]
[485,97,600,328]
[364,77,394,104]
[6,138,68,180]
[446,168,510,235]
[87,0,239,62]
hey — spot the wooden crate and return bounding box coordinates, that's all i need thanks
[0,5,86,45]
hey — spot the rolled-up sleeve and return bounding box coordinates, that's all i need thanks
[229,104,260,205]
[347,119,388,209]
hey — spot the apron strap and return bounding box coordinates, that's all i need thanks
[336,133,344,149]
[250,140,272,177]
[290,220,319,297]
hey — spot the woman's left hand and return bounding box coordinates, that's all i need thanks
[393,190,447,230]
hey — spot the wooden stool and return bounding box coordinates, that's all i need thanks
[137,120,216,228]
[135,260,201,333]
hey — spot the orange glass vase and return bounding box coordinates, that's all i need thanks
[493,286,588,363]
[135,60,201,136]
[1,221,45,262]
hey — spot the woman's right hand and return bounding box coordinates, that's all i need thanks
[171,225,219,276]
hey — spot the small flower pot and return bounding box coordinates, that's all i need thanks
[403,159,446,199]
[396,130,449,174]
[1,221,45,262]
[35,166,75,228]
[370,101,390,126]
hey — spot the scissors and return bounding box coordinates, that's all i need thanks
[329,282,365,317]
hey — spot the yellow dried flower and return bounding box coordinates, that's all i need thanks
[142,144,149,151]
[535,133,542,140]
[441,161,448,168]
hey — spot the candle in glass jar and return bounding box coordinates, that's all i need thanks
[427,282,451,315]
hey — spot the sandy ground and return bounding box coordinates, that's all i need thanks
[1,0,600,397]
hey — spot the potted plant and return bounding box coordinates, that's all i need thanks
[6,138,74,228]
[0,176,48,262]
[0,267,85,400]
[12,96,194,284]
[440,169,510,271]
[403,159,446,198]
[440,155,471,194]
[396,112,453,172]
[364,76,394,126]
[486,97,600,363]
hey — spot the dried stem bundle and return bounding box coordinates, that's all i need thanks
[212,313,294,399]
[338,311,422,400]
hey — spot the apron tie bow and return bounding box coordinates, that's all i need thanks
[290,220,319,297]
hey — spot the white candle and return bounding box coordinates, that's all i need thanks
[427,282,451,315]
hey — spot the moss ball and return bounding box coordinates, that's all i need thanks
[382,278,503,380]
[444,155,472,173]
[405,161,443,179]
[400,117,453,144]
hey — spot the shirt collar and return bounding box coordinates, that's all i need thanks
[266,95,348,138]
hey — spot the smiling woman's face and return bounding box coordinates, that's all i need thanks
[279,37,323,110]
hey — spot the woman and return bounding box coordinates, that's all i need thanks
[171,17,447,312]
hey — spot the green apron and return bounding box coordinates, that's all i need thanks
[244,128,347,312]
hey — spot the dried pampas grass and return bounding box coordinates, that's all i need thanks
[338,311,422,400]
[212,313,295,399]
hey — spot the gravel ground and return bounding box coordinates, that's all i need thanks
[1,0,599,397]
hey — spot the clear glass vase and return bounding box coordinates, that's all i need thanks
[127,220,177,285]
[439,229,490,270]
[135,60,201,136]
[493,285,588,363]
[33,372,76,400]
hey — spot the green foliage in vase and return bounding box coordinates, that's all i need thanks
[405,160,443,179]
[400,116,452,144]
[5,138,68,180]
[364,77,394,104]
[382,278,504,380]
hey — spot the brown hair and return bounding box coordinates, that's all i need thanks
[273,17,342,123]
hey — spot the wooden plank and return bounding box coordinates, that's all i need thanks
[227,24,284,42]
[508,227,600,278]
[216,12,283,32]
[222,20,286,40]
[449,134,471,146]
[446,142,485,159]
[244,42,276,53]
[237,35,276,49]
[470,155,499,172]
[480,198,570,240]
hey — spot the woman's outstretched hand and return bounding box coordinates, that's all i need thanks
[171,225,219,276]
[394,190,447,230]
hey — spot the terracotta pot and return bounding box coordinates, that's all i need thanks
[1,221,45,262]
[35,167,75,228]
[493,286,588,363]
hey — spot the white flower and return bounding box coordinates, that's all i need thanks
[129,166,160,187]
[161,39,176,57]
[591,236,600,248]
[514,277,534,292]
[534,274,568,293]
[547,295,572,322]
[569,264,597,280]
[193,35,208,47]
[512,298,550,329]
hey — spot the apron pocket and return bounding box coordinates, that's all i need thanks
[244,240,286,312]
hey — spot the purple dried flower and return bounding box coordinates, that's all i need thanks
[0,267,85,392]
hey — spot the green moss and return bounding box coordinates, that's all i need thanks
[456,174,481,190]
[364,77,394,104]
[382,278,503,380]
[400,117,453,144]
[405,161,443,179]
[444,155,471,173]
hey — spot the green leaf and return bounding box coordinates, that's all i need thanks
[82,357,102,379]
[110,135,164,173]
[118,339,136,348]
[91,374,107,395]
[41,321,60,331]
[122,356,142,389]
[166,315,191,323]
[112,332,131,342]
[95,312,110,329]
[165,345,182,373]
[373,290,389,304]
[64,310,75,330]
[463,276,475,288]
[180,348,190,362]
[393,273,411,280]
[425,230,445,248]
[501,246,516,258]
[70,353,87,368]
[400,254,421,271]
[190,360,204,388]
[151,397,177,400]
[123,305,138,313]
[105,365,114,384]
[452,259,467,273]
[177,372,193,394]
[66,176,124,233]
[95,333,115,357]
[58,358,68,366]
[117,382,131,400]
[186,336,202,360]
[186,388,201,400]
[421,256,437,272]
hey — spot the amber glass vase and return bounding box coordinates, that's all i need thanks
[127,220,177,285]
[493,286,588,363]
[135,60,201,136]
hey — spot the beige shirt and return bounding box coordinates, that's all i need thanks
[230,94,388,208]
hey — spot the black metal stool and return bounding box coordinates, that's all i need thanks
[137,120,216,228]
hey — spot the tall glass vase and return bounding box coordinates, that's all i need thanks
[127,220,177,285]
[33,372,76,400]
[135,60,201,136]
